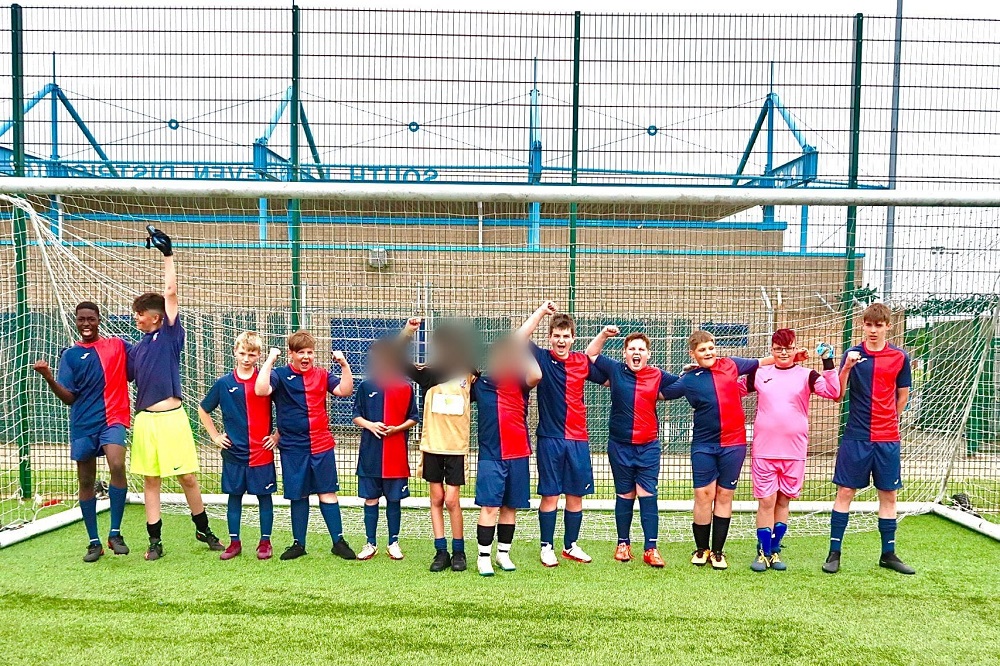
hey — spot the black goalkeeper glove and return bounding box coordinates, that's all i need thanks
[145,225,173,256]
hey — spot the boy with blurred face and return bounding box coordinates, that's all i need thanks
[255,330,356,561]
[823,303,914,575]
[740,329,839,571]
[661,331,782,570]
[32,301,131,562]
[471,336,543,576]
[515,301,606,567]
[586,326,679,568]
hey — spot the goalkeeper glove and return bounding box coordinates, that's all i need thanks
[145,225,173,256]
[817,342,836,370]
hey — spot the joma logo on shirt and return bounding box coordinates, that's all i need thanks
[228,387,239,393]
[80,352,91,360]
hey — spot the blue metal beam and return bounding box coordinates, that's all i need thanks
[732,100,769,184]
[259,86,293,145]
[0,82,55,137]
[55,88,119,176]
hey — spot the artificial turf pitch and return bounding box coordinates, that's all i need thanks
[0,508,998,666]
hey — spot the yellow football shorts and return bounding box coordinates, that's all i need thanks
[130,406,200,477]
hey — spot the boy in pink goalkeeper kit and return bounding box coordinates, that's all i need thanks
[741,329,839,571]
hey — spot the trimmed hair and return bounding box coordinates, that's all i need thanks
[688,329,715,350]
[861,302,892,325]
[549,313,576,336]
[771,328,796,349]
[624,331,650,349]
[132,292,165,314]
[287,329,316,352]
[75,301,100,316]
[234,331,263,354]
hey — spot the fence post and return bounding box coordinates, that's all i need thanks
[567,11,581,314]
[289,4,303,331]
[840,13,864,431]
[10,3,32,499]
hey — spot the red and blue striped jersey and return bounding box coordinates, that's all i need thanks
[842,343,911,442]
[471,374,532,461]
[201,370,275,467]
[530,342,607,441]
[593,355,679,445]
[269,364,343,454]
[353,377,419,478]
[661,357,758,446]
[57,337,131,439]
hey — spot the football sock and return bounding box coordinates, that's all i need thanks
[318,501,345,544]
[477,523,495,557]
[434,536,447,552]
[80,497,99,544]
[191,510,210,534]
[878,517,897,554]
[363,503,379,546]
[692,522,711,551]
[497,523,515,555]
[829,510,849,553]
[638,495,658,550]
[146,519,162,541]
[538,509,557,548]
[756,527,773,557]
[108,484,127,537]
[563,509,583,550]
[711,515,732,553]
[772,521,787,553]
[386,500,402,545]
[290,498,309,547]
[226,494,243,542]
[452,538,465,554]
[614,496,634,544]
[257,494,273,542]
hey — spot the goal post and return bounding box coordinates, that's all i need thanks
[2,178,999,546]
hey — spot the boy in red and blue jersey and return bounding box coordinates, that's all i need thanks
[515,301,607,567]
[661,330,780,570]
[198,331,279,561]
[472,336,542,576]
[823,303,914,575]
[256,330,357,561]
[352,338,419,561]
[32,301,132,562]
[586,326,679,568]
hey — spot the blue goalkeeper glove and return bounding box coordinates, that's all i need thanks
[145,225,173,256]
[817,343,835,370]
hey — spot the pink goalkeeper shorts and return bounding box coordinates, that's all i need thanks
[751,457,806,499]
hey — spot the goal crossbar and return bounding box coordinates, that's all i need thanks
[4,177,1000,207]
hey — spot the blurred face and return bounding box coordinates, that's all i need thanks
[772,342,796,369]
[863,319,891,349]
[75,308,100,343]
[488,340,524,379]
[548,326,575,360]
[133,309,162,334]
[289,347,315,372]
[367,348,399,381]
[234,345,260,373]
[691,341,717,368]
[624,338,650,372]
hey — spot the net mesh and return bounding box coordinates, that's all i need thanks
[2,189,998,541]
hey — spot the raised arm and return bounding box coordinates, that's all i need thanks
[811,344,841,400]
[399,316,421,341]
[146,226,177,324]
[255,347,280,397]
[524,344,543,388]
[515,300,557,342]
[31,359,75,405]
[585,325,619,361]
[331,351,354,397]
[836,351,862,401]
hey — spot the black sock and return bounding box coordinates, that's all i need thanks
[496,522,515,546]
[147,519,162,540]
[692,522,711,550]
[711,515,731,553]
[476,525,496,550]
[191,510,210,533]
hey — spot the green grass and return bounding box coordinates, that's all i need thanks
[1,509,999,666]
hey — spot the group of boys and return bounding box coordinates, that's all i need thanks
[35,226,915,575]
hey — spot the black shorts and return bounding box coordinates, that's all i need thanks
[421,452,466,487]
